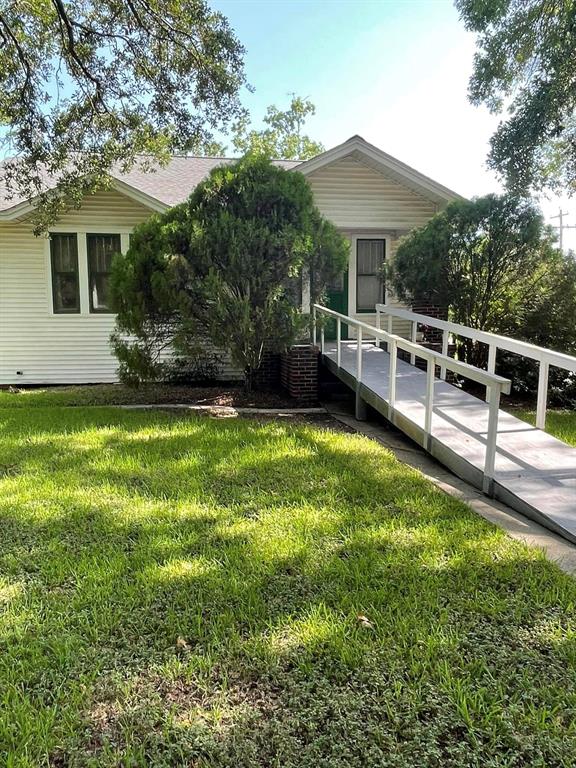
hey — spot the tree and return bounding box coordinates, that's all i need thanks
[231,95,324,160]
[388,194,576,376]
[111,155,348,389]
[456,0,576,194]
[0,0,246,232]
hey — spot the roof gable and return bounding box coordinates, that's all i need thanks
[0,137,461,220]
[297,136,463,205]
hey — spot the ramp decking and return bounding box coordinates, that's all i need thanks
[322,341,576,544]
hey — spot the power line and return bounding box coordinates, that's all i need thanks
[551,208,576,250]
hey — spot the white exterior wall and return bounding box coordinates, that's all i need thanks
[0,190,237,385]
[307,156,438,336]
[0,191,151,385]
[0,159,441,385]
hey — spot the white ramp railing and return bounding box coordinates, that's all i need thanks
[376,304,576,431]
[313,304,511,495]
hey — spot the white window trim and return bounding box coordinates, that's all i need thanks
[348,233,391,316]
[45,230,130,317]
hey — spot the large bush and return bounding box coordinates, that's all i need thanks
[111,155,348,388]
[388,194,576,402]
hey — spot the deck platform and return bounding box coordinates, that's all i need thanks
[323,341,576,544]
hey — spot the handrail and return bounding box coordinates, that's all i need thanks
[315,305,511,392]
[375,304,576,372]
[314,303,511,495]
[376,303,576,430]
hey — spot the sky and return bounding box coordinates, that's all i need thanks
[212,0,576,251]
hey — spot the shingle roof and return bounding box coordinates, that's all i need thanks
[0,155,302,212]
[113,156,302,207]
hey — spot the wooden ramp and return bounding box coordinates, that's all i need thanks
[322,341,576,544]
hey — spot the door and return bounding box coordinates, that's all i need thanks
[325,270,348,340]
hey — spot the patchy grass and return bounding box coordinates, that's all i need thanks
[0,383,298,409]
[513,408,576,447]
[0,401,575,767]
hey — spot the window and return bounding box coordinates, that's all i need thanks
[50,234,80,314]
[356,238,385,311]
[87,233,121,313]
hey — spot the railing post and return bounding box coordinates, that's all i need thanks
[483,385,501,496]
[312,305,317,347]
[387,314,393,354]
[388,338,397,411]
[320,323,325,355]
[410,321,417,366]
[440,329,449,380]
[486,344,497,403]
[424,355,435,448]
[336,317,341,368]
[375,308,381,349]
[536,360,549,430]
[355,326,366,420]
[356,326,363,382]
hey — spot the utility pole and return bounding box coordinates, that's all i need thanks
[551,208,576,250]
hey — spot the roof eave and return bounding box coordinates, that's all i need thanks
[0,177,169,221]
[110,178,169,213]
[0,198,35,221]
[296,136,464,204]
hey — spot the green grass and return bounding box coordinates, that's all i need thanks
[514,408,576,447]
[1,400,575,766]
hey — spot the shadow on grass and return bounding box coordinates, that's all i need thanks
[0,407,575,766]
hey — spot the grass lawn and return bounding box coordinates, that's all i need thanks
[513,408,576,448]
[1,400,575,767]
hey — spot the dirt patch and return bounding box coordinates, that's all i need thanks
[5,383,310,408]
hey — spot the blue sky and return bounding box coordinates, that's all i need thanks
[213,0,499,197]
[213,0,575,248]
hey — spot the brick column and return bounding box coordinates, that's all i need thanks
[252,348,281,391]
[411,301,447,346]
[409,302,452,378]
[280,344,319,405]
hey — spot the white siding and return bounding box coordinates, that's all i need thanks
[0,160,441,386]
[308,156,437,230]
[0,190,240,385]
[0,222,119,384]
[56,189,155,229]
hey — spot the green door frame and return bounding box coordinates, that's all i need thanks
[325,269,348,340]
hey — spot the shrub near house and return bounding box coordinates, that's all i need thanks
[111,155,349,390]
[388,194,576,402]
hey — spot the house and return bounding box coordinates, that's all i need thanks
[0,136,460,385]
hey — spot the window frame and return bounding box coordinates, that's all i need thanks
[355,237,387,314]
[49,233,81,315]
[86,232,122,314]
[45,228,130,317]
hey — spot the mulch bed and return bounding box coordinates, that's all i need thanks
[7,383,313,409]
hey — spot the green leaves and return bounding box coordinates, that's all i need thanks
[231,95,325,160]
[389,194,576,395]
[112,155,348,387]
[456,0,576,193]
[0,0,247,231]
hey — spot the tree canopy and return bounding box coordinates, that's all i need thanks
[388,194,576,393]
[231,95,324,160]
[390,195,559,332]
[0,0,246,231]
[456,0,576,194]
[111,155,348,388]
